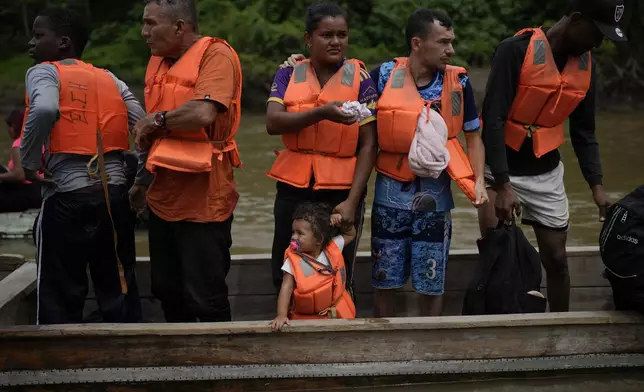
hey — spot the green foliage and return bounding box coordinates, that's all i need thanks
[0,0,641,108]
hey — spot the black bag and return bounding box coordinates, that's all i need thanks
[600,185,644,313]
[463,221,547,315]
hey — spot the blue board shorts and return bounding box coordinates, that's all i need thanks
[370,203,452,295]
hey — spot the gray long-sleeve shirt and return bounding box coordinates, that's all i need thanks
[21,63,153,200]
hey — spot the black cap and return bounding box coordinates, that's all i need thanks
[570,0,627,42]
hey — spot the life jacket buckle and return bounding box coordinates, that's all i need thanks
[210,139,238,162]
[523,124,540,138]
[87,154,111,181]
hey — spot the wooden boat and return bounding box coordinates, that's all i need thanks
[0,210,39,239]
[0,210,148,239]
[0,247,643,391]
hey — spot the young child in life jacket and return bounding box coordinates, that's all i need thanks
[270,202,357,331]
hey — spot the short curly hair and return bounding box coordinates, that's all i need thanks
[292,202,339,248]
[39,7,91,57]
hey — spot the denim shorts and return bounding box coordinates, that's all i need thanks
[370,203,452,295]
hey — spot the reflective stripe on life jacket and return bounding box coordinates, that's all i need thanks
[375,57,477,201]
[286,240,356,320]
[505,28,592,157]
[144,36,242,173]
[267,59,363,190]
[24,59,130,155]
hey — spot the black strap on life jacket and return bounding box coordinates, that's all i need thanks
[296,250,336,276]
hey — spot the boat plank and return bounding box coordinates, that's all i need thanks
[0,262,36,326]
[1,311,641,337]
[3,369,644,392]
[0,313,643,370]
[81,286,615,323]
[101,250,610,299]
[0,248,616,325]
[0,262,34,310]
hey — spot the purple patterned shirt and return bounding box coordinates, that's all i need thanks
[268,61,378,126]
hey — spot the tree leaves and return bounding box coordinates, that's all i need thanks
[0,0,641,107]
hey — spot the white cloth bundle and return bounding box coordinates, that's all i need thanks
[408,107,451,179]
[340,101,372,123]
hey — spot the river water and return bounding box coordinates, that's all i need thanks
[0,112,641,256]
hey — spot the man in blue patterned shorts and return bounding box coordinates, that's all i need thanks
[368,9,486,317]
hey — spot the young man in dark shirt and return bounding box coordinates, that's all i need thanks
[479,0,627,312]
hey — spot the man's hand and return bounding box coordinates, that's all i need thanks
[24,168,55,186]
[321,101,356,125]
[129,184,149,214]
[134,114,165,151]
[280,53,306,69]
[495,182,521,222]
[592,184,611,222]
[333,200,357,226]
[472,177,490,208]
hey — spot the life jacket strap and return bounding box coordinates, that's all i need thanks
[297,250,336,276]
[318,285,344,319]
[87,129,127,294]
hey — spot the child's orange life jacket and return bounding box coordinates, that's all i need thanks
[284,241,356,319]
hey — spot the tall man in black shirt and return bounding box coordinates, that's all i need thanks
[479,0,627,312]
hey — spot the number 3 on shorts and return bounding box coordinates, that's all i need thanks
[426,258,437,280]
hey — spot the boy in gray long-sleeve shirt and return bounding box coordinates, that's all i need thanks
[22,7,145,324]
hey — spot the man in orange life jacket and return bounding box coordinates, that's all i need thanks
[131,0,243,322]
[369,9,488,317]
[284,9,489,317]
[479,0,626,312]
[20,7,143,324]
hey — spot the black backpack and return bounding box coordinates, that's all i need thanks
[600,185,644,313]
[463,222,547,315]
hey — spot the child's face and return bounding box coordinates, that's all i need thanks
[5,114,21,140]
[7,122,20,140]
[291,219,322,254]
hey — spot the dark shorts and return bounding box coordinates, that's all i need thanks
[371,203,452,295]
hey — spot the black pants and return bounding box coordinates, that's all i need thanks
[270,182,365,294]
[36,185,141,324]
[606,271,644,314]
[148,212,233,322]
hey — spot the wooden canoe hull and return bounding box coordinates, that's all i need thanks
[0,210,38,239]
[0,247,617,324]
[0,313,643,390]
[0,248,643,390]
[92,246,617,321]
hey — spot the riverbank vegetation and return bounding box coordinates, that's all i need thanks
[0,0,641,109]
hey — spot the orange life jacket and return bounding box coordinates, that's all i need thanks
[23,59,129,155]
[286,241,356,320]
[144,36,242,173]
[505,28,592,157]
[267,59,363,190]
[375,57,477,201]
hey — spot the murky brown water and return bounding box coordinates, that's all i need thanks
[0,111,641,256]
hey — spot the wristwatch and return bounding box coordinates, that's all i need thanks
[153,111,167,128]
